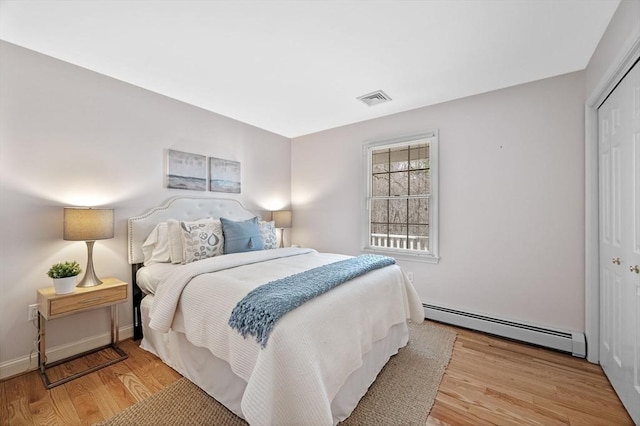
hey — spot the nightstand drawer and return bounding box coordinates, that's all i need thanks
[49,286,127,316]
[38,277,128,320]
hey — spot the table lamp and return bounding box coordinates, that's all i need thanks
[272,210,292,248]
[63,207,114,287]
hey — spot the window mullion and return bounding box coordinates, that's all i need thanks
[406,147,410,248]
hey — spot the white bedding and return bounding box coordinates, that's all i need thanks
[147,247,424,426]
[136,262,179,294]
[140,296,410,424]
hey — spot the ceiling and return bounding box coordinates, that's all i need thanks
[0,0,620,138]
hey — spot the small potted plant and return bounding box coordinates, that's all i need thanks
[47,261,82,294]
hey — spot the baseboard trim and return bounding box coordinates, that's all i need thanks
[0,325,134,381]
[424,304,586,358]
[2,307,586,380]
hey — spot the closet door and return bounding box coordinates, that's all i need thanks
[598,61,640,424]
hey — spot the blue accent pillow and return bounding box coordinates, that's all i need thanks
[220,217,265,254]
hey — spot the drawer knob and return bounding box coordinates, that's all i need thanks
[80,296,105,304]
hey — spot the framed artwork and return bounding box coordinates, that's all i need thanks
[166,149,207,191]
[209,157,241,193]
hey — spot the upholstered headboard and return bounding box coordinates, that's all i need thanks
[128,196,258,265]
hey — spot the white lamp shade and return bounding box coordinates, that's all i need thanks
[64,208,114,241]
[272,210,292,228]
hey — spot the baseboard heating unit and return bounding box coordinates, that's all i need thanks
[424,304,586,358]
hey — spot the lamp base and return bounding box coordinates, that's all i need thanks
[279,228,285,248]
[76,240,104,288]
[76,273,103,288]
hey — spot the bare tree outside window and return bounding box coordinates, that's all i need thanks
[364,132,438,260]
[370,144,430,250]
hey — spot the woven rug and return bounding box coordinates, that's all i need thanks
[97,321,455,426]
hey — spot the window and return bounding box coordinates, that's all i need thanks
[363,131,439,262]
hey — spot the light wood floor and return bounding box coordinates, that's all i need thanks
[1,323,633,425]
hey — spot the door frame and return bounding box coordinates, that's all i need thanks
[585,36,640,363]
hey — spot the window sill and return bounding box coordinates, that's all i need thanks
[362,247,440,264]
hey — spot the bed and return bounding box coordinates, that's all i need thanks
[128,196,424,426]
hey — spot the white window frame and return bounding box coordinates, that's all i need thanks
[362,131,439,263]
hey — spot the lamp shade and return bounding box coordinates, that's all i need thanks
[64,208,114,241]
[272,210,292,229]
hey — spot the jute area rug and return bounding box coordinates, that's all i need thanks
[97,321,456,426]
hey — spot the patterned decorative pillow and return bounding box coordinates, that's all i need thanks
[259,220,277,249]
[168,217,212,264]
[179,219,224,264]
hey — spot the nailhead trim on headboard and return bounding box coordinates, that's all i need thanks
[127,197,257,265]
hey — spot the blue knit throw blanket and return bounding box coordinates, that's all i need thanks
[228,254,396,347]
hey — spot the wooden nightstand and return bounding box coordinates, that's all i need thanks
[37,277,129,389]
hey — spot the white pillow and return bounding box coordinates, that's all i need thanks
[180,219,224,264]
[167,219,183,264]
[259,220,277,249]
[141,222,171,265]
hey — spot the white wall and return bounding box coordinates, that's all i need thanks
[0,41,291,368]
[292,71,586,332]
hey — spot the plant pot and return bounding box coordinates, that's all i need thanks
[53,276,77,294]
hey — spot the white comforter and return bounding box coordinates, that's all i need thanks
[148,248,424,426]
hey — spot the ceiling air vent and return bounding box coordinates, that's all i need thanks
[357,90,392,106]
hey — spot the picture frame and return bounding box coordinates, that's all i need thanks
[209,157,241,193]
[166,149,207,191]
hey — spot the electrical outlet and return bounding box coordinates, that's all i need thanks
[28,304,38,321]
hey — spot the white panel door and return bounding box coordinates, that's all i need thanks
[598,61,640,424]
